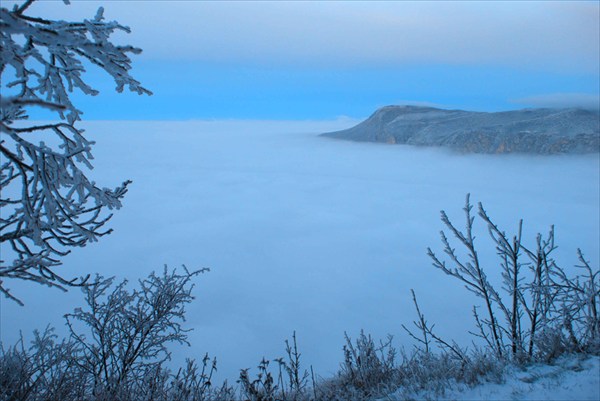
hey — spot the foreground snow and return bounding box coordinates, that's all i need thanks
[387,355,600,401]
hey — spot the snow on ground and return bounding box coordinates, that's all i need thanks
[1,120,599,384]
[388,355,600,401]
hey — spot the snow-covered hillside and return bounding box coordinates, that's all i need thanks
[323,106,600,154]
[386,355,599,401]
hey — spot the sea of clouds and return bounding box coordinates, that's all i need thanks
[2,119,598,383]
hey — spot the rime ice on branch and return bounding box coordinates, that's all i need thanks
[0,0,151,304]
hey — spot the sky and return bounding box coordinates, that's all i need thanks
[8,0,600,119]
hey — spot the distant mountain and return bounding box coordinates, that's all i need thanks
[321,106,600,154]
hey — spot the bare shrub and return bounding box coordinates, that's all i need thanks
[238,358,279,401]
[238,332,313,401]
[275,331,311,401]
[0,327,85,401]
[315,331,398,400]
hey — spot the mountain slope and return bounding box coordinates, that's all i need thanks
[322,106,600,154]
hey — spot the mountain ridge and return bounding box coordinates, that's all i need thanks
[321,105,600,154]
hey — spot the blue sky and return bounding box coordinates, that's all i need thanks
[13,0,600,120]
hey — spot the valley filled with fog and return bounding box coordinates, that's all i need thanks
[2,119,598,383]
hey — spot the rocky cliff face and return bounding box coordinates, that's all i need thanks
[321,106,600,154]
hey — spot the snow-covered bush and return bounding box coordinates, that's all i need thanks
[237,332,313,401]
[316,331,504,401]
[65,267,207,398]
[0,266,237,401]
[0,0,151,304]
[426,194,600,361]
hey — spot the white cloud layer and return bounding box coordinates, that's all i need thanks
[11,0,600,73]
[512,93,600,110]
[2,120,599,383]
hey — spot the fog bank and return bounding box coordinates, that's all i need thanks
[2,120,598,383]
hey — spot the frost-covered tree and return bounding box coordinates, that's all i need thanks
[0,0,151,304]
